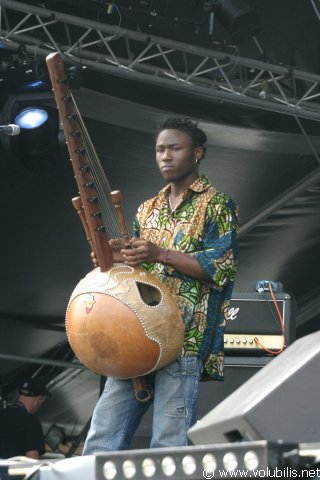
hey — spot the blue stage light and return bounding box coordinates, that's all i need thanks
[25,80,47,89]
[15,107,48,129]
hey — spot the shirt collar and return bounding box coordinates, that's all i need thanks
[158,175,211,200]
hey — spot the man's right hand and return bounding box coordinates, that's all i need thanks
[109,238,126,263]
[90,251,99,267]
[90,238,126,267]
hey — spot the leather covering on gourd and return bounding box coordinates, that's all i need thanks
[66,264,184,378]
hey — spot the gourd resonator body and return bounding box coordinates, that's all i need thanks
[66,264,184,378]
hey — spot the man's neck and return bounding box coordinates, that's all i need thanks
[169,173,199,198]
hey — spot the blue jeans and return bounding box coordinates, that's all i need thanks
[83,355,202,453]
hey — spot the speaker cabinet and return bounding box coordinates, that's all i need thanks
[225,292,296,355]
[188,331,320,444]
[198,364,261,418]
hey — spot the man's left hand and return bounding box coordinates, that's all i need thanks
[121,237,164,266]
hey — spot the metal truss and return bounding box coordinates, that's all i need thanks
[1,0,320,122]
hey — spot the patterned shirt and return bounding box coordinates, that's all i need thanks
[133,175,239,381]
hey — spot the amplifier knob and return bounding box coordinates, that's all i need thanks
[243,339,247,344]
[249,339,254,344]
[229,338,234,344]
[236,338,240,344]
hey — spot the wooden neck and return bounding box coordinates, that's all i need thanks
[46,52,123,272]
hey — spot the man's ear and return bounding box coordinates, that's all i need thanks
[194,146,204,160]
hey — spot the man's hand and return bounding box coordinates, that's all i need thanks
[121,237,164,267]
[110,238,126,263]
[90,251,99,267]
[90,238,126,267]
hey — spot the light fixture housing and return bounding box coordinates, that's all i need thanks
[0,93,62,173]
[15,107,49,130]
[94,441,297,480]
[205,0,261,44]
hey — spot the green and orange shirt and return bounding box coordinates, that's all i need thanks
[133,175,238,381]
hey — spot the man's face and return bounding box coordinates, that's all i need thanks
[156,129,202,183]
[30,395,46,414]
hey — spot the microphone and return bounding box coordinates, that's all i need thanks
[0,124,21,136]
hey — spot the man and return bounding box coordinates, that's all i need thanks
[0,378,51,459]
[83,116,238,453]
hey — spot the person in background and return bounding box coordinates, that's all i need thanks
[0,378,51,459]
[83,116,239,452]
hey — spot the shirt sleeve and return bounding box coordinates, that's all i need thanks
[194,193,239,290]
[132,215,140,238]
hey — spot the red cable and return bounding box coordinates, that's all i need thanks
[254,282,286,355]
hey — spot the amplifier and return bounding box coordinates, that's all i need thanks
[225,292,296,355]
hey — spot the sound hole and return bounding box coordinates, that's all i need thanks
[136,282,161,306]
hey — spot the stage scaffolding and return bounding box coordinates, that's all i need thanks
[0,0,320,122]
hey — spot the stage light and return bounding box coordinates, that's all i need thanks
[103,461,117,480]
[122,460,136,479]
[181,455,197,475]
[141,458,156,477]
[244,450,259,471]
[223,451,238,471]
[0,50,50,93]
[0,93,63,174]
[219,0,260,42]
[15,107,49,129]
[15,107,59,172]
[24,80,47,90]
[7,441,317,480]
[202,453,217,473]
[204,0,260,44]
[161,456,176,476]
[96,441,293,480]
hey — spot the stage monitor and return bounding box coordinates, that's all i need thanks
[188,331,320,445]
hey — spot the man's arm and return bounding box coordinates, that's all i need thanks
[24,415,45,459]
[123,196,238,285]
[25,449,40,459]
[193,198,238,289]
[122,239,210,280]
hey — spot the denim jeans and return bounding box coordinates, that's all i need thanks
[82,355,202,453]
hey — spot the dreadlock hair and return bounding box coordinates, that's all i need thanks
[156,116,207,160]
